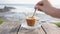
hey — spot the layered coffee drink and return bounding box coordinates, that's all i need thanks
[26,16,36,26]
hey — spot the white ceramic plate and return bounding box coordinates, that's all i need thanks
[21,21,41,30]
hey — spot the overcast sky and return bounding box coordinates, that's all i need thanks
[0,0,41,4]
[0,0,60,8]
[0,0,60,4]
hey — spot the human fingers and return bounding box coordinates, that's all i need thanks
[35,5,45,11]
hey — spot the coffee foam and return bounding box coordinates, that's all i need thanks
[26,16,36,19]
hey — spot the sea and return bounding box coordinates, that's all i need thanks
[0,4,60,23]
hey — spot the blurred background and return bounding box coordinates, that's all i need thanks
[0,0,60,22]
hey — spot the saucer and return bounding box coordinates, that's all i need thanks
[21,22,41,30]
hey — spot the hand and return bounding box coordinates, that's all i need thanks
[35,0,60,18]
[35,0,53,12]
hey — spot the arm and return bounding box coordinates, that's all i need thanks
[44,7,60,18]
[35,0,60,18]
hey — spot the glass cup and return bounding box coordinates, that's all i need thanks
[26,16,36,26]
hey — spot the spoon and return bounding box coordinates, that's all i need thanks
[32,9,36,18]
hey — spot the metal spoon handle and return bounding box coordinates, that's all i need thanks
[32,9,36,17]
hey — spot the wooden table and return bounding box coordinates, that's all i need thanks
[0,21,60,34]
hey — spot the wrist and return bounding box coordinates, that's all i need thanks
[44,7,55,16]
[44,7,60,18]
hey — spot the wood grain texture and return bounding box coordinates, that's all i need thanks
[0,22,60,34]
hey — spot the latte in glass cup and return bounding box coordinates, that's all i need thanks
[26,16,36,26]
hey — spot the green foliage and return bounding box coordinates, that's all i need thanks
[0,20,4,25]
[54,22,60,27]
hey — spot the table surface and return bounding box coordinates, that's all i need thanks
[0,21,60,34]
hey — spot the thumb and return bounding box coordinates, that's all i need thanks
[34,5,43,11]
[38,6,46,11]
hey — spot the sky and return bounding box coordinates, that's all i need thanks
[0,0,41,4]
[0,0,60,5]
[0,0,60,8]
